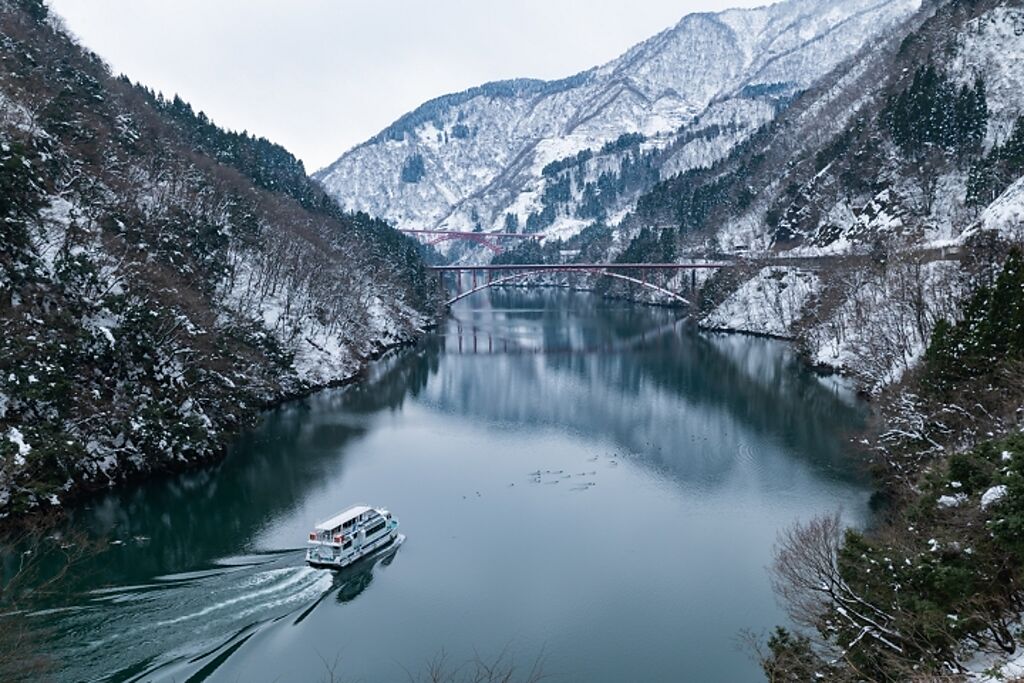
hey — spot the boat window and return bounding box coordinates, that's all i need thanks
[343,540,352,550]
[366,521,387,536]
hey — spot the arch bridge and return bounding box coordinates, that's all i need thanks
[429,263,731,308]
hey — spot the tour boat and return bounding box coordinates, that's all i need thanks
[306,505,401,569]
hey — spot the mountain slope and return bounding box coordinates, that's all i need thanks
[315,0,921,253]
[486,0,1024,397]
[581,0,1020,390]
[0,0,435,518]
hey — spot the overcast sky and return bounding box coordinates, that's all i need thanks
[48,0,774,172]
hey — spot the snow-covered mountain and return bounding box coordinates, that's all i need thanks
[316,0,921,247]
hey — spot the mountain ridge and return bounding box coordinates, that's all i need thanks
[315,0,921,251]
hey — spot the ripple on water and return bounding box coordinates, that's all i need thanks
[42,553,334,682]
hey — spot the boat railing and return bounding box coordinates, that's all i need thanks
[310,512,388,544]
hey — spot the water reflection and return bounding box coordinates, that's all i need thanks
[37,290,871,683]
[436,292,865,487]
[334,544,400,605]
[73,293,866,584]
[68,346,439,583]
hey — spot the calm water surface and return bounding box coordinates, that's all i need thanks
[39,291,873,682]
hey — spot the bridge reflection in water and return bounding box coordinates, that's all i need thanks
[445,317,687,356]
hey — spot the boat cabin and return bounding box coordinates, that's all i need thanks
[308,505,390,547]
[306,504,400,569]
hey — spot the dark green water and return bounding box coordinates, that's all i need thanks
[34,291,872,682]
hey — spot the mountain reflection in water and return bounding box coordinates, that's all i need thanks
[37,290,871,683]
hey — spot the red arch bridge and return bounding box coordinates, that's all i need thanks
[400,230,546,254]
[429,263,732,307]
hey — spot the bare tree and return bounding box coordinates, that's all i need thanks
[770,513,917,677]
[0,514,104,682]
[404,647,548,683]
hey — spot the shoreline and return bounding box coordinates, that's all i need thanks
[477,282,860,387]
[0,324,436,531]
[4,291,867,531]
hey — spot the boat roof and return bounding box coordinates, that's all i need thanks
[315,505,372,531]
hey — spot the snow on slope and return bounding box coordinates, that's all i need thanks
[316,0,921,247]
[702,267,820,338]
[969,175,1024,243]
[700,259,964,393]
[666,2,1024,394]
[950,6,1024,148]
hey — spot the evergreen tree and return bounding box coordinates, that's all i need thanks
[1000,117,1024,169]
[967,77,989,149]
[400,153,426,183]
[503,213,519,233]
[965,116,1024,207]
[966,158,1001,206]
[884,65,987,157]
[925,249,1024,389]
[659,228,678,262]
[17,0,47,21]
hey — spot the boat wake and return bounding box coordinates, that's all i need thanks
[34,542,403,683]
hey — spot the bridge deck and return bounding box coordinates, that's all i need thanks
[401,230,543,238]
[428,263,729,272]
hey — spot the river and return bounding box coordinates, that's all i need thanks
[33,290,873,682]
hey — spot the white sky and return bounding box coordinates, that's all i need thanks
[48,0,775,172]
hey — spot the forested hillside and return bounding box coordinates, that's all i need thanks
[0,0,436,518]
[760,249,1024,680]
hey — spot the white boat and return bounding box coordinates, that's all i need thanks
[306,505,402,569]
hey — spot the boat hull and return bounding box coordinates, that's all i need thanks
[306,530,403,570]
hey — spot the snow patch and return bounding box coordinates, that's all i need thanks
[969,646,1024,682]
[804,259,964,391]
[938,493,968,509]
[969,176,1024,243]
[702,267,820,338]
[981,485,1009,510]
[6,428,31,467]
[84,312,120,347]
[950,7,1024,148]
